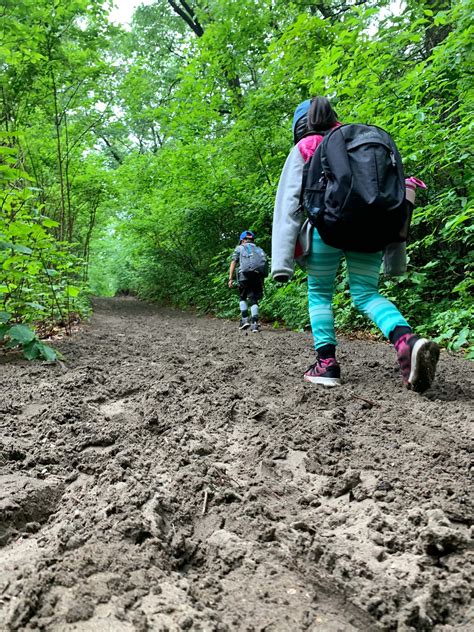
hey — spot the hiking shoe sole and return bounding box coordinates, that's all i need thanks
[409,338,440,393]
[239,322,250,330]
[304,375,341,387]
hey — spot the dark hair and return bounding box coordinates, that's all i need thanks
[307,96,338,132]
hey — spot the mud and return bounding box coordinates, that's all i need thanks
[0,296,472,631]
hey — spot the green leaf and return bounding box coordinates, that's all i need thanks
[66,286,81,297]
[25,302,46,311]
[7,324,36,344]
[453,326,470,350]
[22,340,41,360]
[0,311,11,324]
[42,218,60,228]
[434,13,448,26]
[443,213,472,231]
[12,244,33,255]
[36,342,58,361]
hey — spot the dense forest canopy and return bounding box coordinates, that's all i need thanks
[1,0,473,358]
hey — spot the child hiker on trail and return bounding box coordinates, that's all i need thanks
[271,96,440,392]
[229,230,267,332]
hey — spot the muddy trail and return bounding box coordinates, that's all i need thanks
[1,297,473,632]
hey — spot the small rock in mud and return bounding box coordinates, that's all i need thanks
[207,529,247,564]
[189,440,214,456]
[418,509,469,557]
[258,527,276,542]
[333,469,361,498]
[375,480,393,492]
[179,615,194,629]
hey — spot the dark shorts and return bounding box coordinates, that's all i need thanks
[238,272,264,303]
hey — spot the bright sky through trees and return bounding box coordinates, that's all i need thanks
[109,0,154,26]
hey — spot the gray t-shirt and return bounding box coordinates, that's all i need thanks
[232,244,246,281]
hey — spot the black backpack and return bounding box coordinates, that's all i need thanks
[302,124,407,253]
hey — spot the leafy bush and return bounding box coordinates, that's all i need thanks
[0,145,89,359]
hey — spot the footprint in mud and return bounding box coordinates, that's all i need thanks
[99,398,127,418]
[0,474,64,545]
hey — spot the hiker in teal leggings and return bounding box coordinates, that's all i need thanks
[307,229,410,349]
[271,96,440,391]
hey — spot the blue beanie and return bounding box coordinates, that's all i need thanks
[291,99,311,134]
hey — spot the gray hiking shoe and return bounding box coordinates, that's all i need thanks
[239,317,250,330]
[250,320,259,332]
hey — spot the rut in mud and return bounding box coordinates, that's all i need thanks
[0,297,473,632]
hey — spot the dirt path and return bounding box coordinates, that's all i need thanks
[1,297,473,631]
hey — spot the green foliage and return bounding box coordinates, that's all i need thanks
[2,0,472,357]
[0,144,89,359]
[259,269,309,331]
[0,0,113,358]
[98,0,471,355]
[0,312,59,360]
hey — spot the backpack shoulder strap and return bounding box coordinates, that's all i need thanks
[298,129,328,141]
[319,125,353,191]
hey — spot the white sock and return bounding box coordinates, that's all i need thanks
[239,301,248,315]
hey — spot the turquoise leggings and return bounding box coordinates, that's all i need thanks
[307,229,410,349]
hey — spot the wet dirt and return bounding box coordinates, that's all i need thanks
[0,296,473,631]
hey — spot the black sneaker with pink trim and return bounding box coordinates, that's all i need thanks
[394,333,440,393]
[304,357,341,387]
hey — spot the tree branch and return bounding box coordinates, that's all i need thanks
[167,0,204,37]
[100,136,123,164]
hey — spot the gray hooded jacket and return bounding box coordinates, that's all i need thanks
[271,146,306,282]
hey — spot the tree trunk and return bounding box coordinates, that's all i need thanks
[64,112,75,242]
[423,0,452,54]
[83,199,98,281]
[50,67,67,241]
